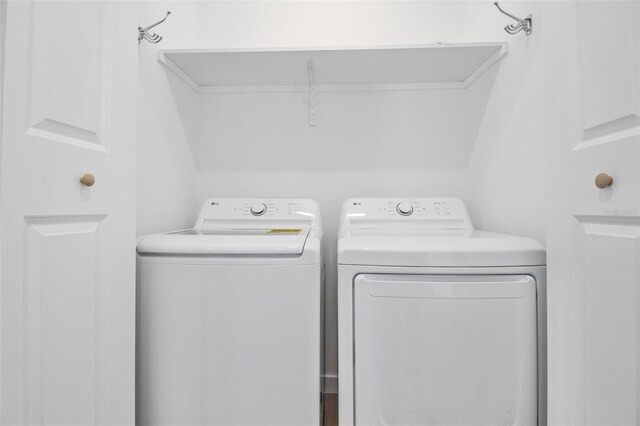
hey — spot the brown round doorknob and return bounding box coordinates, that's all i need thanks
[595,172,613,189]
[80,173,95,187]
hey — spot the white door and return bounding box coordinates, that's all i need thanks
[0,1,136,424]
[544,2,640,424]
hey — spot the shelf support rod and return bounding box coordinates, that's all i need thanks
[307,59,317,126]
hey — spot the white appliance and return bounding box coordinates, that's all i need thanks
[136,198,323,426]
[337,198,546,426]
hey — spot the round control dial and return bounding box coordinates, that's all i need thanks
[396,202,414,216]
[250,202,267,216]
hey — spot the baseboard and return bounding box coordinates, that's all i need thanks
[323,374,338,394]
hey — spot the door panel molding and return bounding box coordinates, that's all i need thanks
[576,2,640,134]
[575,215,640,238]
[572,215,640,425]
[24,0,112,151]
[23,215,108,425]
[27,119,106,152]
[576,114,640,150]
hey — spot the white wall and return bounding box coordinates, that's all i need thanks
[0,0,6,137]
[465,2,547,244]
[0,0,5,284]
[0,0,7,242]
[195,1,465,49]
[142,0,547,390]
[136,2,201,235]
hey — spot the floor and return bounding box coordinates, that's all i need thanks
[324,393,338,426]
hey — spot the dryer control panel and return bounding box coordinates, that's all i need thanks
[340,198,474,230]
[195,198,322,229]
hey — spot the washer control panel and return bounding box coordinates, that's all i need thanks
[341,198,473,229]
[396,202,414,216]
[195,198,322,229]
[250,202,267,216]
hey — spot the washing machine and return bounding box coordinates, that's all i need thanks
[337,198,546,426]
[136,198,323,426]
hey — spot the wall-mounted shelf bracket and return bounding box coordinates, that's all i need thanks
[307,59,317,126]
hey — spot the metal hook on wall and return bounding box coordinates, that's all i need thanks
[494,2,532,36]
[138,11,171,44]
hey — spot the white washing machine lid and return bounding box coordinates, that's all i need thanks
[338,230,545,267]
[137,228,310,256]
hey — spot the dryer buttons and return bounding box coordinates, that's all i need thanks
[396,202,414,216]
[250,202,267,216]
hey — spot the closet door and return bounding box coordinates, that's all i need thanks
[0,1,136,424]
[544,2,640,424]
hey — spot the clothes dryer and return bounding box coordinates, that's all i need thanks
[337,198,545,425]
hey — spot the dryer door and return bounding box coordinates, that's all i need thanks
[353,274,537,426]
